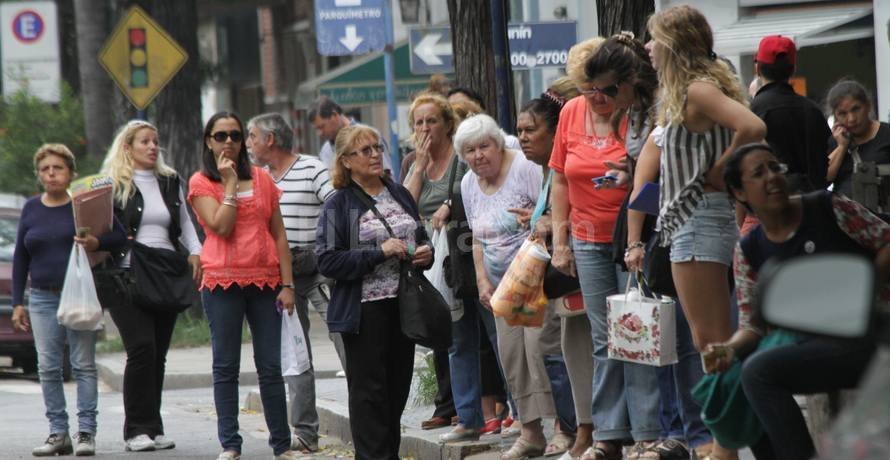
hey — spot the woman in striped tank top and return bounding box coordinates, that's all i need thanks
[646,6,765,364]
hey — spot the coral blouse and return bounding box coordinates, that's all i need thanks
[188,166,283,290]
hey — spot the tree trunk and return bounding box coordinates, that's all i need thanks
[596,0,655,42]
[148,0,203,178]
[73,0,114,158]
[446,0,514,131]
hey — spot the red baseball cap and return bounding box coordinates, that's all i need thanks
[756,35,796,65]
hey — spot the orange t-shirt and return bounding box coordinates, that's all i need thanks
[549,96,628,243]
[188,166,283,290]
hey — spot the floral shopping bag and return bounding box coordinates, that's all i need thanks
[606,274,677,366]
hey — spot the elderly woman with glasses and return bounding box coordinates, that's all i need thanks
[456,113,552,459]
[316,124,433,460]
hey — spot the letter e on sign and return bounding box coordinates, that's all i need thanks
[12,10,44,43]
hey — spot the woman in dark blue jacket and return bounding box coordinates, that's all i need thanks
[315,124,432,460]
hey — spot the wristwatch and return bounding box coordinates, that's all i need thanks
[281,283,295,290]
[443,199,452,208]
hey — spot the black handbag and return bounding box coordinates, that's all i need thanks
[350,188,453,349]
[443,158,478,298]
[645,236,677,297]
[290,245,318,277]
[129,241,195,313]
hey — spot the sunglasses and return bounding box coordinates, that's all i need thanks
[579,83,621,98]
[209,130,243,143]
[351,143,385,157]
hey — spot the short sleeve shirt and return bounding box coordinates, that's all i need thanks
[462,151,542,283]
[549,96,629,243]
[188,166,283,290]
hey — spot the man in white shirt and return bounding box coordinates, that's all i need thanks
[247,113,345,454]
[308,96,393,174]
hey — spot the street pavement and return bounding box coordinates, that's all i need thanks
[1,310,756,459]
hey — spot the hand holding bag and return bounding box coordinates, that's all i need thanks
[490,236,550,327]
[532,170,581,299]
[58,244,104,331]
[606,273,677,366]
[350,188,452,350]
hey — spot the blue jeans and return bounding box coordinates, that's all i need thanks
[203,285,291,455]
[544,354,577,434]
[448,296,503,428]
[655,296,711,448]
[572,239,660,442]
[29,288,98,435]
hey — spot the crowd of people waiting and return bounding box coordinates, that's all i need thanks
[9,4,890,460]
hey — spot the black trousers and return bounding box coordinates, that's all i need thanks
[106,294,178,440]
[741,336,875,460]
[431,348,457,418]
[342,298,415,460]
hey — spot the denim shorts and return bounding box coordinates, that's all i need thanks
[669,192,738,266]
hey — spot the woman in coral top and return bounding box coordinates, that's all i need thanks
[188,111,300,460]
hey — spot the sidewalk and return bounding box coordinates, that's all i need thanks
[94,310,511,459]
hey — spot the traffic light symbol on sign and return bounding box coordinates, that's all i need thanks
[129,28,148,88]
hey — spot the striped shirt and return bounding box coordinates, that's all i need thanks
[273,155,335,247]
[658,121,733,245]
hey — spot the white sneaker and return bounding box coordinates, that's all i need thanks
[335,370,346,378]
[153,435,175,450]
[124,434,155,452]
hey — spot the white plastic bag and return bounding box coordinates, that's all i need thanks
[425,229,463,321]
[281,311,311,376]
[57,244,104,331]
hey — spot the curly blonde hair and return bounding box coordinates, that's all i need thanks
[566,37,606,87]
[648,5,746,126]
[102,120,176,207]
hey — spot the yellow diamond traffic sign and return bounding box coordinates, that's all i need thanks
[98,6,187,110]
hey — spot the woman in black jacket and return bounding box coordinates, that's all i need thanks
[100,120,203,452]
[316,124,432,460]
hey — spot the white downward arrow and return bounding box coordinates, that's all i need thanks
[340,25,364,52]
[414,33,452,66]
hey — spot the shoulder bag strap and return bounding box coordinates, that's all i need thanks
[349,187,396,239]
[530,169,553,228]
[446,154,460,202]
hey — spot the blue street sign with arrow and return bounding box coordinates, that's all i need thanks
[315,0,387,56]
[408,21,577,75]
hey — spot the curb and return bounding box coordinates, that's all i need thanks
[246,389,497,460]
[96,361,339,392]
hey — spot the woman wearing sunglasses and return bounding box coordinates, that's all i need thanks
[188,111,300,460]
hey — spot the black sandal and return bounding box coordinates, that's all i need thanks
[590,441,623,460]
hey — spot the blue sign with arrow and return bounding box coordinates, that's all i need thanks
[408,21,577,75]
[315,0,387,56]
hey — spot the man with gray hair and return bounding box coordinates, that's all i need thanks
[246,112,346,454]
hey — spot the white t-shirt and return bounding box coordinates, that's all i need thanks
[273,155,335,247]
[461,150,542,283]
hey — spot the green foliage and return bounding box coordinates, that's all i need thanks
[0,86,100,197]
[412,351,438,406]
[97,314,252,354]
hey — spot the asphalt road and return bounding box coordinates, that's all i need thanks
[0,365,353,460]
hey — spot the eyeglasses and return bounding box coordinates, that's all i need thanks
[210,130,243,143]
[744,161,788,181]
[351,143,385,157]
[579,83,621,98]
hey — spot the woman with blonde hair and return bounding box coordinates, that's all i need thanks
[316,123,433,459]
[646,9,765,457]
[99,120,203,452]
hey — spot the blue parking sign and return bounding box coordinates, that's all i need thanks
[315,0,387,56]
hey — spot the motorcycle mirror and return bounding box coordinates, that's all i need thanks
[757,253,875,339]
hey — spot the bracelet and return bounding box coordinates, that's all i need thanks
[443,199,452,208]
[281,283,295,290]
[221,200,236,208]
[627,241,645,250]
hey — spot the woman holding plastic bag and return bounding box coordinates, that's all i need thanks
[11,144,126,456]
[457,114,554,459]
